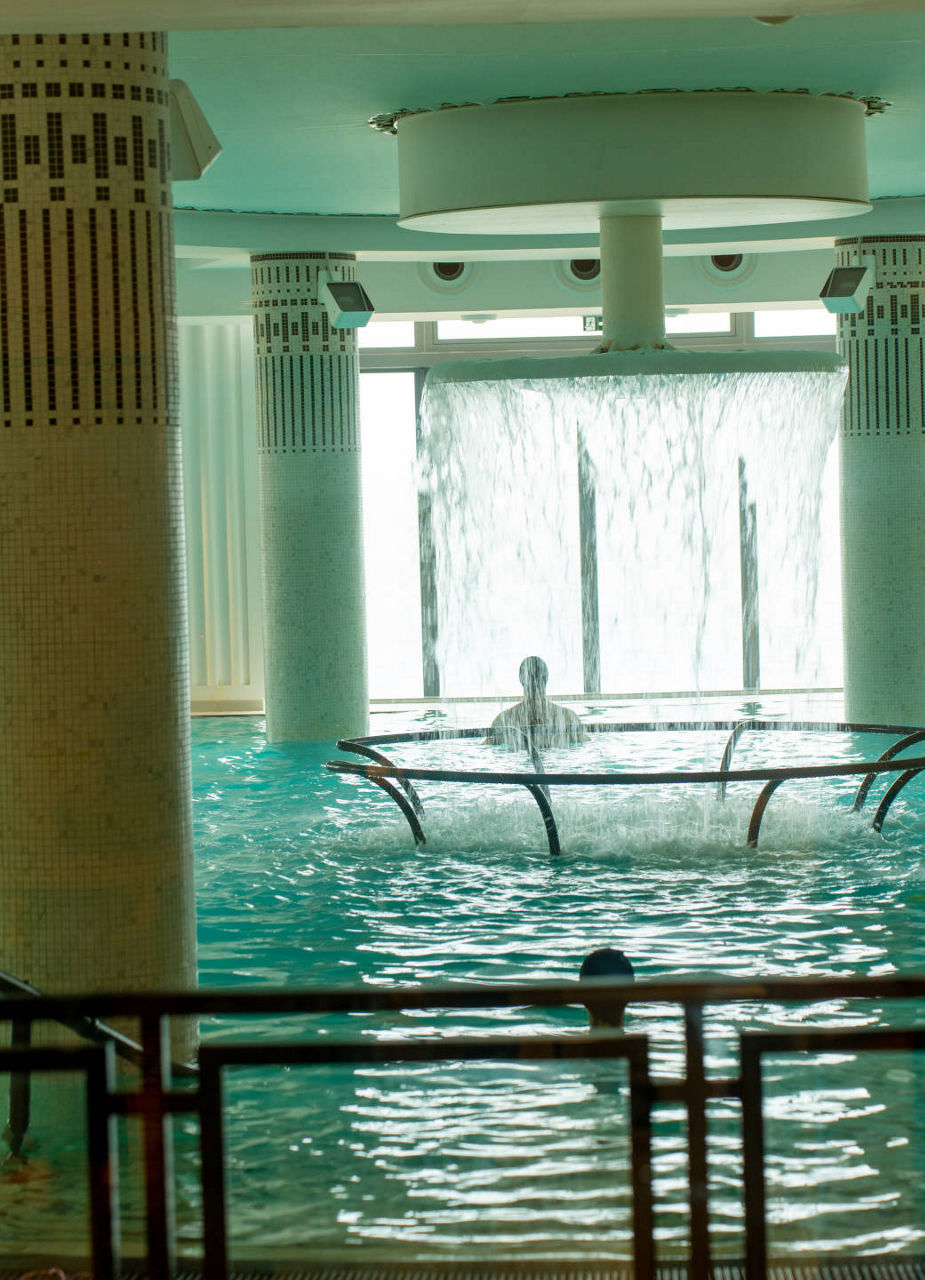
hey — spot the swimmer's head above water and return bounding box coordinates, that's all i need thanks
[518,655,549,697]
[487,656,585,748]
[579,947,635,1029]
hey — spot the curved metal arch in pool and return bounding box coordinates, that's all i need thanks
[325,720,925,855]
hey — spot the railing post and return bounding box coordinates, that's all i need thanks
[740,1035,768,1280]
[86,1043,120,1280]
[746,777,785,848]
[684,1001,712,1280]
[627,1038,656,1280]
[6,1018,31,1158]
[140,1013,176,1279]
[199,1054,229,1280]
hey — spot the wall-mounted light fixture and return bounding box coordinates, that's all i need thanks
[169,80,222,180]
[819,264,873,313]
[318,272,375,328]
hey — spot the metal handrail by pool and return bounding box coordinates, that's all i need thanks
[0,967,197,1163]
[3,974,925,1280]
[326,720,925,853]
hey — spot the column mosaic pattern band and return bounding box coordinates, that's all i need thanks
[0,33,197,997]
[836,236,925,723]
[251,253,368,741]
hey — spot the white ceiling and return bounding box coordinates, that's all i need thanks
[1,0,920,32]
[4,2,923,255]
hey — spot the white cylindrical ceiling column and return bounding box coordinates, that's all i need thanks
[837,236,925,725]
[599,215,666,350]
[251,253,368,742]
[0,33,197,997]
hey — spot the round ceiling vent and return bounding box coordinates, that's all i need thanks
[417,260,474,293]
[570,258,601,281]
[711,253,744,273]
[432,261,466,282]
[553,257,602,294]
[697,252,757,287]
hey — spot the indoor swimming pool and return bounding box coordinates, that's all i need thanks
[182,703,925,1262]
[3,702,925,1265]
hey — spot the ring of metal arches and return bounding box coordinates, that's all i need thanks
[325,721,925,856]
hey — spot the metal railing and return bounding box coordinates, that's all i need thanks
[2,975,925,1280]
[0,968,196,1160]
[326,720,925,854]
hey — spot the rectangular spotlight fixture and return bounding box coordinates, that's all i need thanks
[169,80,222,181]
[318,273,375,328]
[820,265,873,314]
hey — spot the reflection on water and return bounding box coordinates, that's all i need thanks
[3,711,925,1262]
[187,715,925,1260]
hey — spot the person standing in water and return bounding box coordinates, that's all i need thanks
[578,947,636,1030]
[487,656,586,750]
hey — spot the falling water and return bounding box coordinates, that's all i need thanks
[419,349,847,697]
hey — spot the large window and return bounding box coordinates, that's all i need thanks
[359,310,842,699]
[359,371,423,699]
[754,308,837,338]
[437,316,587,341]
[665,311,732,334]
[357,320,416,349]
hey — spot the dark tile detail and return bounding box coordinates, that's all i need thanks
[46,111,63,178]
[41,207,55,412]
[1,114,17,181]
[17,206,31,413]
[88,205,102,411]
[0,206,8,414]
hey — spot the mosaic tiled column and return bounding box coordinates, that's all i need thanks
[0,34,197,997]
[251,253,368,741]
[836,236,925,724]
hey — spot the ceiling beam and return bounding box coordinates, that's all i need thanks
[0,0,915,34]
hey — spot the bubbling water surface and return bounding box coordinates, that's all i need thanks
[181,711,925,1262]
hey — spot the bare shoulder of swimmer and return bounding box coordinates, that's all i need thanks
[549,701,586,742]
[485,704,528,745]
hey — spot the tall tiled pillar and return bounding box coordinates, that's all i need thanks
[0,34,197,995]
[251,253,368,741]
[837,236,925,724]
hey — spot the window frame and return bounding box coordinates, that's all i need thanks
[358,310,839,701]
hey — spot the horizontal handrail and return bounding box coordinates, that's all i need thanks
[4,976,925,1280]
[327,752,925,789]
[0,968,197,1078]
[1,971,925,1019]
[338,719,925,749]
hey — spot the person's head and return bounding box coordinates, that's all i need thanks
[579,947,635,1029]
[518,655,549,697]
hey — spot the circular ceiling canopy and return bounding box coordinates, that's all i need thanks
[396,91,872,234]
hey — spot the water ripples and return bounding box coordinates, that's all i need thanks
[186,716,925,1260]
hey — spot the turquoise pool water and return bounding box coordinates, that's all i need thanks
[182,706,925,1262]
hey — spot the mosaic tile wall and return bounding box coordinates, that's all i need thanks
[836,235,925,724]
[0,33,197,996]
[251,253,368,741]
[837,237,925,439]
